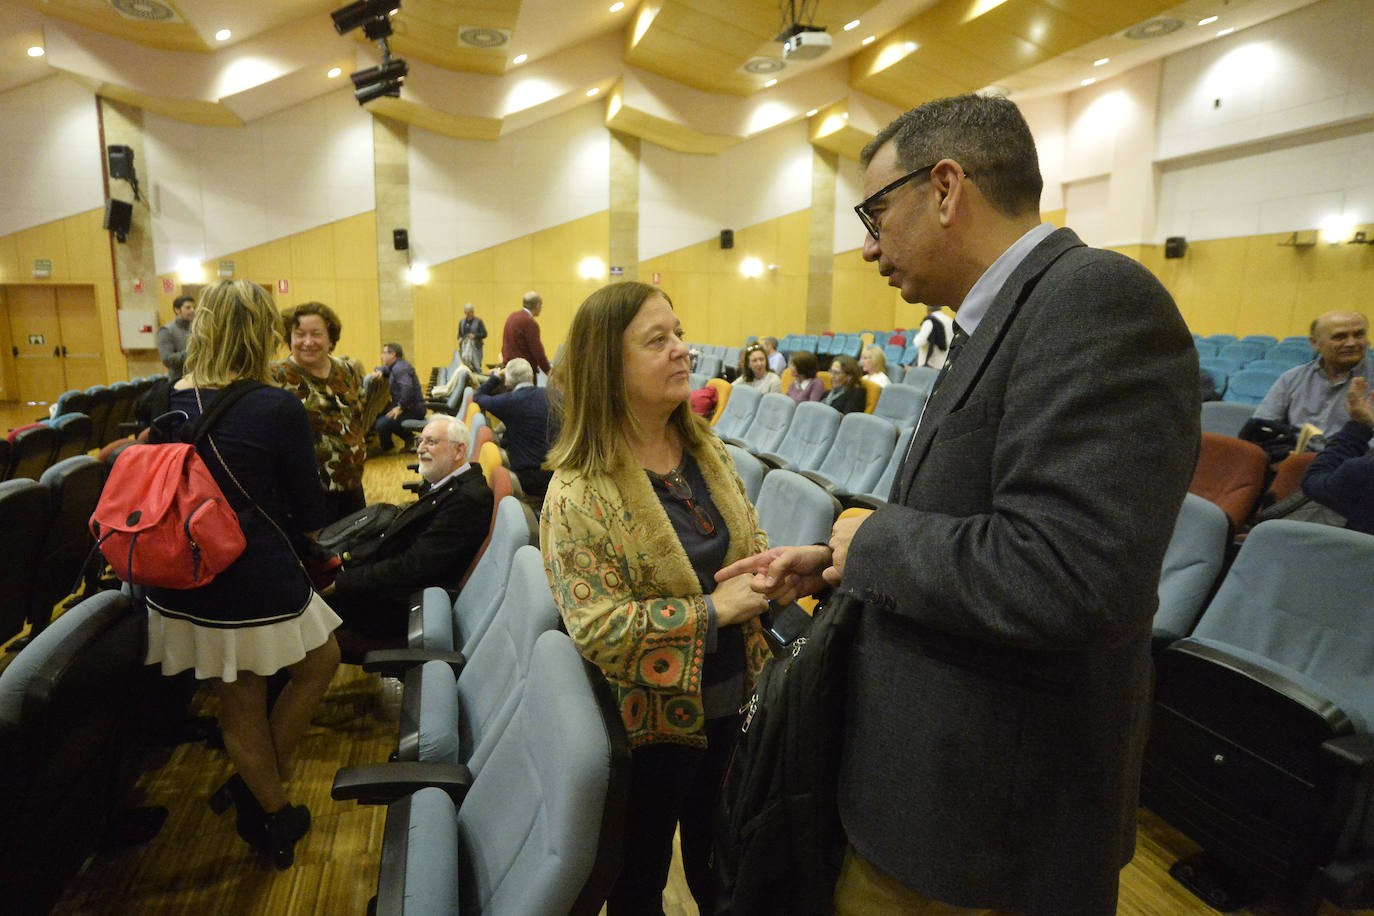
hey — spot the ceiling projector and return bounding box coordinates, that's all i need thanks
[782,28,831,60]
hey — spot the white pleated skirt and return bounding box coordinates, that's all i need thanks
[146,591,342,682]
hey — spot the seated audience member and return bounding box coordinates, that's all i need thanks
[324,414,493,642]
[373,342,425,452]
[824,355,868,415]
[861,345,891,388]
[473,357,555,501]
[786,350,826,403]
[1255,311,1370,431]
[1302,377,1374,535]
[733,344,782,395]
[689,386,718,418]
[762,336,787,375]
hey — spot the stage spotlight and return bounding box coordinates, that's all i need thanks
[351,58,407,103]
[331,0,400,35]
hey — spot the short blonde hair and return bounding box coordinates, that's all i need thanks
[546,281,711,476]
[184,280,282,386]
[863,345,888,374]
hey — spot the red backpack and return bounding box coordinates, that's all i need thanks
[89,381,261,589]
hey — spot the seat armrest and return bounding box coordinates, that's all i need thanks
[841,493,886,511]
[331,761,472,807]
[755,453,790,471]
[798,470,839,493]
[361,649,466,679]
[719,436,747,449]
[1322,733,1374,769]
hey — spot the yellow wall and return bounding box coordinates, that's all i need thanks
[0,207,125,386]
[157,212,380,368]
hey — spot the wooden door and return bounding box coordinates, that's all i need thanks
[56,286,107,390]
[7,286,65,403]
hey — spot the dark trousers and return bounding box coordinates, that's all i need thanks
[608,715,740,916]
[374,412,423,450]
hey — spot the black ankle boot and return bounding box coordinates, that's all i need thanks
[260,804,311,870]
[208,773,247,814]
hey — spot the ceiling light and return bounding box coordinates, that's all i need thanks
[1198,16,1218,26]
[764,78,777,87]
[609,2,624,11]
[215,29,231,41]
[806,108,818,117]
[861,35,875,45]
[1081,77,1095,86]
[1216,27,1234,36]
[328,67,342,78]
[512,53,527,64]
[1094,57,1109,66]
[586,87,600,97]
[27,46,44,58]
[843,20,860,31]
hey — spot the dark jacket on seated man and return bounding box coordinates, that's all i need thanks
[1302,377,1374,535]
[473,357,555,499]
[328,415,493,640]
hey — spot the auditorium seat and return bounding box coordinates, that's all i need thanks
[755,468,841,549]
[29,456,108,638]
[1150,493,1231,648]
[902,364,938,397]
[1266,450,1317,503]
[706,377,732,424]
[871,382,927,431]
[1189,432,1268,535]
[1218,342,1266,365]
[844,427,913,510]
[0,479,48,646]
[7,423,58,481]
[1224,368,1284,404]
[723,392,795,455]
[715,384,762,441]
[1142,520,1374,912]
[1266,342,1313,366]
[726,443,766,504]
[49,388,92,420]
[802,412,900,498]
[1199,401,1256,437]
[756,401,841,473]
[50,412,93,460]
[357,631,629,916]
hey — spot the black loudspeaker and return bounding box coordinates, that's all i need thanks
[107,145,135,181]
[393,229,409,250]
[1164,236,1188,259]
[102,198,133,241]
[720,229,734,249]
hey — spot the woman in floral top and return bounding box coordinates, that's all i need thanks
[270,302,367,524]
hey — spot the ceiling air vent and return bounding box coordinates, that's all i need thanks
[1122,18,1185,40]
[458,27,512,49]
[742,57,786,75]
[109,0,180,22]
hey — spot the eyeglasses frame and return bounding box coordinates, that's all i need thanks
[854,162,972,241]
[658,468,717,538]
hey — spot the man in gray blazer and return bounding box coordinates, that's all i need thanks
[720,94,1198,915]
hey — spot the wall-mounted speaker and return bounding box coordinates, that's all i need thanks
[720,229,734,249]
[1164,236,1188,259]
[107,145,135,181]
[393,229,409,250]
[102,198,133,241]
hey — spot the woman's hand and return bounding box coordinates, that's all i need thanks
[716,544,832,606]
[1347,377,1373,429]
[711,573,771,626]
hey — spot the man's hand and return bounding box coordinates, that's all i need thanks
[716,544,832,605]
[823,514,867,586]
[1348,377,1373,428]
[387,406,402,419]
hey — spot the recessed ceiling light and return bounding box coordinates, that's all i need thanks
[1198,16,1219,26]
[328,67,342,78]
[806,108,818,117]
[1081,77,1095,86]
[586,87,600,97]
[512,53,527,65]
[764,78,777,87]
[609,2,624,11]
[843,19,860,31]
[1217,27,1234,36]
[904,41,917,53]
[861,35,875,45]
[215,29,231,41]
[27,46,44,58]
[1094,57,1109,66]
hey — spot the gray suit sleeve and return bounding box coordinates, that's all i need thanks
[156,326,185,373]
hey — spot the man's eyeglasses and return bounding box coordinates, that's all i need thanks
[657,469,717,538]
[855,163,971,241]
[416,436,449,449]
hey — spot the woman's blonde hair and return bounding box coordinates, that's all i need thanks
[183,280,282,386]
[546,281,711,476]
[863,344,888,374]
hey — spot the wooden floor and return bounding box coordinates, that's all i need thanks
[8,403,1371,916]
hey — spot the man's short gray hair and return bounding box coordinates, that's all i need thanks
[426,413,470,447]
[504,357,534,386]
[523,291,542,308]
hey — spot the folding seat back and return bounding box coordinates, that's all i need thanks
[1151,493,1231,645]
[83,386,115,449]
[1224,368,1283,405]
[1240,334,1277,346]
[478,440,504,481]
[32,457,107,635]
[375,631,629,916]
[847,427,912,507]
[415,496,533,654]
[713,384,761,440]
[51,412,93,461]
[872,383,926,431]
[902,364,939,395]
[1204,333,1238,346]
[51,389,92,420]
[737,393,795,455]
[1199,401,1256,437]
[467,413,488,454]
[1265,343,1313,366]
[360,373,392,434]
[1194,340,1220,358]
[698,354,723,378]
[689,372,709,391]
[1200,355,1242,378]
[1218,342,1265,365]
[1245,359,1297,374]
[105,382,137,441]
[7,424,58,481]
[1266,450,1316,503]
[808,413,900,496]
[0,591,149,915]
[1189,432,1267,534]
[725,443,766,504]
[755,469,840,548]
[883,343,905,367]
[0,439,8,479]
[722,346,741,368]
[706,377,731,424]
[757,401,840,472]
[0,479,48,645]
[860,378,881,413]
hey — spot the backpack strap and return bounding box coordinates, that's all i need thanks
[186,379,266,444]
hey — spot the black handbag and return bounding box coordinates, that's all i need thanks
[316,502,400,563]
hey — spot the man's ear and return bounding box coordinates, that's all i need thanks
[932,159,968,227]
